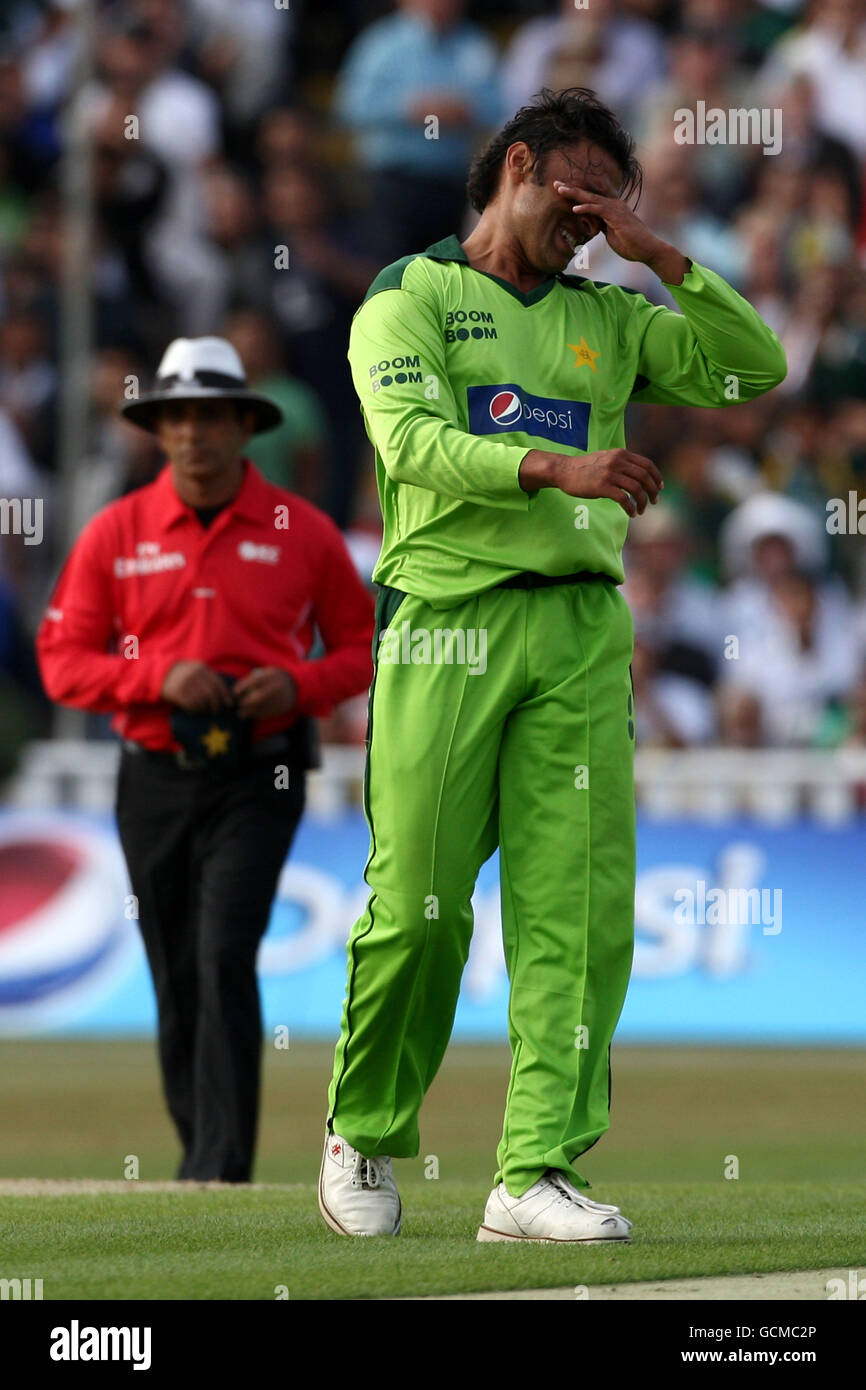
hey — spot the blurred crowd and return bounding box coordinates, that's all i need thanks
[1,0,866,765]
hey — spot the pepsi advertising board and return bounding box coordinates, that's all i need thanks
[0,807,863,1041]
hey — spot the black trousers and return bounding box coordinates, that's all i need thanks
[115,747,306,1181]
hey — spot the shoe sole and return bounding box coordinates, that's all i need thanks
[476,1224,631,1244]
[317,1152,402,1238]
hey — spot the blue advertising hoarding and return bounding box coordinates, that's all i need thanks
[0,807,863,1041]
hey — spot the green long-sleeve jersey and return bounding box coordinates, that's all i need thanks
[348,234,786,610]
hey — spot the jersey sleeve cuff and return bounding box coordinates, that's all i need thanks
[661,259,706,293]
[282,661,320,717]
[145,652,179,704]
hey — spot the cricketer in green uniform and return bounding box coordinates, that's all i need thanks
[324,100,786,1219]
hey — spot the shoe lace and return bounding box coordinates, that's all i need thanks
[351,1153,392,1190]
[547,1170,602,1210]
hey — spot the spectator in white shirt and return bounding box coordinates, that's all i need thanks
[761,0,866,161]
[501,0,666,133]
[717,492,859,744]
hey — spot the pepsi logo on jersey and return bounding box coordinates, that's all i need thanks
[467,384,591,450]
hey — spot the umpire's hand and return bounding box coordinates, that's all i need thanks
[161,660,234,712]
[234,667,297,719]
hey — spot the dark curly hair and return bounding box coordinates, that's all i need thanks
[466,87,642,214]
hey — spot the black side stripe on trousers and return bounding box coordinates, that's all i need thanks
[328,583,408,1131]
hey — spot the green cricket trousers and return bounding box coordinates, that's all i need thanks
[327,573,636,1196]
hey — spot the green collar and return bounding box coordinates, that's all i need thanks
[423,234,562,307]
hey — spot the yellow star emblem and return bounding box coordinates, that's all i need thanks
[568,338,601,372]
[201,725,231,758]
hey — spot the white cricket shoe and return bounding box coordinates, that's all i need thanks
[318,1132,401,1237]
[477,1169,632,1243]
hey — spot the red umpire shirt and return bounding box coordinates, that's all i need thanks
[36,458,374,744]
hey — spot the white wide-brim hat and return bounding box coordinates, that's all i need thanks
[719,491,827,579]
[119,336,284,435]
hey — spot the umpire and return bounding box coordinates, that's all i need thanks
[37,337,375,1182]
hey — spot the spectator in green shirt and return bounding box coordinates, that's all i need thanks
[223,309,326,502]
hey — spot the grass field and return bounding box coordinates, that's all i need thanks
[1,1040,865,1300]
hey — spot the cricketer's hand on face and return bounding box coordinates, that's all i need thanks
[552,180,691,286]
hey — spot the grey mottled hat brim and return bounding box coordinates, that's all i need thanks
[119,385,284,435]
